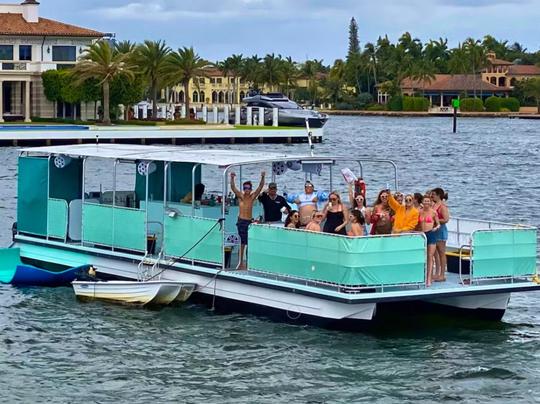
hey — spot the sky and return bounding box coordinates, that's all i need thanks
[39,0,540,64]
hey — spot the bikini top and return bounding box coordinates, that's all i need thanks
[418,214,433,224]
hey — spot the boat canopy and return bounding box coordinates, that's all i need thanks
[21,144,331,167]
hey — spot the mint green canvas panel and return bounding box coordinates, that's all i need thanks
[472,229,537,278]
[164,216,223,264]
[0,248,21,283]
[47,198,68,239]
[113,207,146,251]
[248,225,426,286]
[17,156,48,236]
[83,204,146,251]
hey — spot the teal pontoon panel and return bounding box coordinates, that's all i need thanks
[47,198,68,239]
[472,228,537,279]
[82,203,146,251]
[164,215,223,264]
[0,248,22,283]
[17,156,48,236]
[49,157,83,203]
[248,225,426,286]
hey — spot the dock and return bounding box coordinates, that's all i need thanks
[0,125,324,146]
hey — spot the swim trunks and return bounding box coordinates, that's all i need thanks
[236,218,252,245]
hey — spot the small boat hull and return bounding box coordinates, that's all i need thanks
[72,280,196,306]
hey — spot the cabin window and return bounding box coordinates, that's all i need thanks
[19,45,32,61]
[52,46,76,62]
[0,45,13,60]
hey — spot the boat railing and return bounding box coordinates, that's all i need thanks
[247,224,427,292]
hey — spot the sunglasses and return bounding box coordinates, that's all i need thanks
[330,197,338,201]
[243,186,252,191]
[405,198,413,202]
[292,214,299,218]
[381,194,388,198]
[315,214,323,218]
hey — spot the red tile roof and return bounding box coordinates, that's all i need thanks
[488,57,512,66]
[0,14,103,37]
[401,74,511,92]
[507,64,540,76]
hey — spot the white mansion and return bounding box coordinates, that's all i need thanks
[0,0,104,122]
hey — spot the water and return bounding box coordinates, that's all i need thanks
[1,116,540,403]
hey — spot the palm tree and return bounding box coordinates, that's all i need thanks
[135,40,171,119]
[165,46,210,117]
[410,59,437,96]
[364,42,378,94]
[114,40,137,56]
[227,54,243,103]
[262,53,283,91]
[71,40,135,125]
[217,57,233,104]
[464,38,488,97]
[424,38,449,72]
[302,59,325,105]
[279,56,299,97]
[241,55,263,91]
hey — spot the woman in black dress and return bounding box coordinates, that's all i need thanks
[322,192,348,235]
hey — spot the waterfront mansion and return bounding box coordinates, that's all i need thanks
[0,0,104,122]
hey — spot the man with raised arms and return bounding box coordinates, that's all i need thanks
[230,171,265,269]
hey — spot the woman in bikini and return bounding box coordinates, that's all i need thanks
[369,189,393,235]
[418,194,440,287]
[431,188,450,282]
[322,192,348,235]
[347,210,365,236]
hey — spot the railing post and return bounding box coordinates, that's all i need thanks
[181,104,186,119]
[246,106,252,126]
[212,105,218,124]
[272,107,278,127]
[202,105,208,123]
[235,105,241,125]
[258,107,265,126]
[223,105,230,125]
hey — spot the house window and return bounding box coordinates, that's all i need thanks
[0,45,14,60]
[210,78,216,84]
[52,46,76,62]
[199,77,205,84]
[19,45,32,61]
[216,78,222,84]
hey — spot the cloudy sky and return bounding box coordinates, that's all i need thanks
[40,0,539,63]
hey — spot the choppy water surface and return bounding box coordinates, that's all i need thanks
[1,116,540,403]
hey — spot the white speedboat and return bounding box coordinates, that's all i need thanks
[72,280,196,305]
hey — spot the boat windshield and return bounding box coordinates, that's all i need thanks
[272,100,302,109]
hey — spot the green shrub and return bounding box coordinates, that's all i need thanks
[402,96,429,111]
[366,104,386,111]
[484,96,502,112]
[501,97,520,112]
[500,107,511,112]
[460,97,484,112]
[335,102,354,110]
[165,118,205,125]
[356,92,374,109]
[388,95,403,111]
[30,117,93,125]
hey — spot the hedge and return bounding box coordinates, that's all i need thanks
[501,97,520,112]
[402,96,429,111]
[459,97,484,112]
[164,118,206,125]
[388,95,403,111]
[484,96,501,112]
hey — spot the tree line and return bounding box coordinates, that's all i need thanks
[42,21,540,124]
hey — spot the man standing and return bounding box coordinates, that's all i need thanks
[258,182,290,223]
[230,171,265,269]
[295,181,318,226]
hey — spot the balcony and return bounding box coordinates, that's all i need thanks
[0,62,28,71]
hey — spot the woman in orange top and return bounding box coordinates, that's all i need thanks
[388,193,419,234]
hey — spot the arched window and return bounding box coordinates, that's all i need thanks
[192,91,199,103]
[239,91,245,102]
[179,91,184,103]
[218,91,224,103]
[490,77,496,85]
[200,91,206,103]
[498,77,506,87]
[212,91,218,103]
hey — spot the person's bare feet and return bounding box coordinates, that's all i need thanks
[236,262,247,270]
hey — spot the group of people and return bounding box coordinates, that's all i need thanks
[229,171,450,286]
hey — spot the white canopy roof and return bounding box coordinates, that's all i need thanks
[21,144,336,167]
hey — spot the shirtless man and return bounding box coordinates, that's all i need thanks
[230,171,265,269]
[294,181,318,226]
